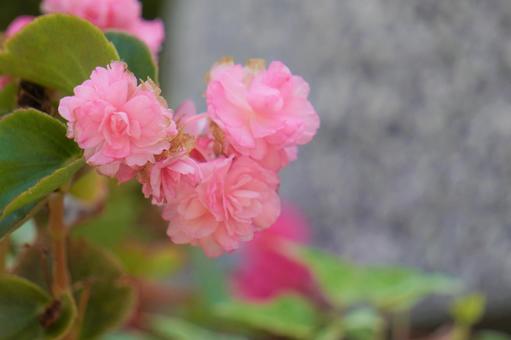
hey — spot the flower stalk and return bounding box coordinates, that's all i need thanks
[48,192,70,297]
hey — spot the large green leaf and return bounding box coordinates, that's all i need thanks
[14,238,136,340]
[0,109,84,239]
[0,82,17,115]
[0,275,75,340]
[290,245,460,310]
[215,294,320,339]
[0,14,119,94]
[105,31,158,82]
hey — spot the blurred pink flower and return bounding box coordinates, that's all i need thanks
[163,156,281,257]
[206,60,319,171]
[231,203,315,301]
[0,16,34,90]
[41,0,165,55]
[58,61,176,180]
[5,16,34,37]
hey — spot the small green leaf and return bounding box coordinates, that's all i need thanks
[450,294,486,326]
[0,109,84,239]
[314,320,344,340]
[287,246,365,306]
[342,308,384,340]
[105,31,158,82]
[115,242,183,279]
[0,275,75,340]
[0,14,119,94]
[68,239,136,340]
[215,294,320,339]
[0,82,17,115]
[69,169,107,207]
[150,316,246,340]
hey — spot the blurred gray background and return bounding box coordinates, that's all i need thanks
[161,0,511,320]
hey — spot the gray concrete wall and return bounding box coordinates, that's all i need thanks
[161,0,511,310]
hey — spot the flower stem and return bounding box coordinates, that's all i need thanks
[48,192,70,297]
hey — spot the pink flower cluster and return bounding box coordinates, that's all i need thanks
[59,59,319,256]
[41,0,164,55]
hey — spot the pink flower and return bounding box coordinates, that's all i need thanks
[163,156,281,257]
[140,154,201,206]
[5,16,34,37]
[232,204,315,301]
[206,60,319,171]
[58,61,176,180]
[0,16,34,90]
[41,0,165,55]
[129,19,165,56]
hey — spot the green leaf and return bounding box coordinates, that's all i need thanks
[0,275,75,340]
[358,266,460,310]
[115,242,183,279]
[290,245,460,310]
[0,109,84,239]
[0,202,43,241]
[69,169,107,207]
[105,31,158,82]
[150,316,246,340]
[0,14,119,94]
[342,308,384,340]
[72,182,142,247]
[13,238,136,340]
[0,82,17,115]
[68,238,136,340]
[314,320,344,340]
[450,294,486,326]
[215,294,320,339]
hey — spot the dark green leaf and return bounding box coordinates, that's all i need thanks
[13,238,136,340]
[0,109,84,239]
[0,275,75,340]
[215,294,320,339]
[105,31,158,82]
[0,14,119,94]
